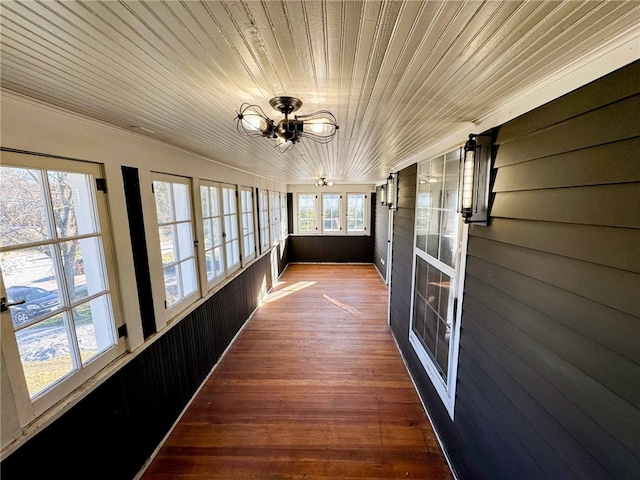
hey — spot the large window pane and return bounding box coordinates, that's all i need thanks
[0,167,50,247]
[153,181,172,224]
[1,245,63,327]
[60,237,107,304]
[347,194,366,232]
[323,194,341,232]
[270,191,281,241]
[259,190,270,250]
[1,162,119,402]
[15,313,75,397]
[200,184,225,285]
[154,176,198,309]
[173,183,191,222]
[176,222,194,261]
[297,194,315,233]
[222,185,240,271]
[240,187,256,262]
[72,295,116,365]
[48,171,98,237]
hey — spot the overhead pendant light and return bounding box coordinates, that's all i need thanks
[315,177,335,187]
[235,96,339,152]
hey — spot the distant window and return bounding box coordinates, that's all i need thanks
[270,191,281,243]
[200,182,225,287]
[347,193,367,233]
[280,192,288,238]
[322,194,341,232]
[153,176,198,310]
[239,186,256,264]
[259,190,270,252]
[0,154,124,416]
[221,184,241,274]
[297,194,317,233]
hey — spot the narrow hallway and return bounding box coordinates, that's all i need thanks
[142,264,452,479]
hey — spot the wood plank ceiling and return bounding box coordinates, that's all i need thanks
[1,1,638,184]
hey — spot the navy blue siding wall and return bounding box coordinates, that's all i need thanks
[389,61,640,479]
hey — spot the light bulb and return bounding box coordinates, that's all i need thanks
[304,118,335,136]
[462,148,475,210]
[241,110,267,132]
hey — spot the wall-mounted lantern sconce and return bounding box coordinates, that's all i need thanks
[459,134,491,225]
[380,185,387,206]
[386,172,398,211]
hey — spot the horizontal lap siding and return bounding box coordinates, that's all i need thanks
[465,61,640,479]
[388,61,640,480]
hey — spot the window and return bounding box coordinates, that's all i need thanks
[280,192,288,238]
[297,194,317,233]
[239,186,256,264]
[409,149,466,419]
[221,184,241,274]
[0,153,124,417]
[153,175,198,312]
[258,190,270,252]
[347,193,367,233]
[322,194,342,233]
[200,182,225,287]
[270,191,281,243]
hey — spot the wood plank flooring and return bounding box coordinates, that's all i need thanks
[142,264,452,479]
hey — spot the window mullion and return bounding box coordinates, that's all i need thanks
[64,309,82,371]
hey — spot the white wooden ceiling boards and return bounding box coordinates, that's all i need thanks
[1,1,638,184]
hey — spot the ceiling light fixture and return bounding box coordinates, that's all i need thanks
[235,96,339,152]
[315,177,335,187]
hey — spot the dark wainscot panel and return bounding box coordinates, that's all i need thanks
[289,235,373,263]
[1,251,285,479]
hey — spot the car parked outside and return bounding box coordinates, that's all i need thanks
[6,286,60,326]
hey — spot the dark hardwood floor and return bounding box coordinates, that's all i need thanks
[142,264,452,479]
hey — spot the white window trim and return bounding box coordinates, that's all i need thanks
[269,191,282,244]
[221,183,241,276]
[280,191,288,239]
[321,192,343,235]
[408,225,468,419]
[258,189,271,254]
[296,192,318,235]
[345,192,369,235]
[150,173,200,323]
[292,187,373,236]
[238,186,257,266]
[407,158,469,420]
[0,152,127,423]
[194,179,227,292]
